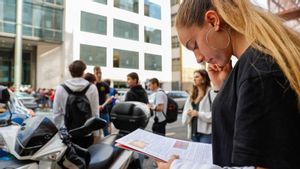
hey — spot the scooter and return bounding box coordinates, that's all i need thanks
[0,91,151,169]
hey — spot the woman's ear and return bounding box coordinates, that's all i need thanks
[204,10,221,31]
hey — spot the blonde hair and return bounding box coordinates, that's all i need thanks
[176,0,300,105]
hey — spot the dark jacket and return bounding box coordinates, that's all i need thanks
[124,85,149,104]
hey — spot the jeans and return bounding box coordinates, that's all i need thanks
[100,113,110,136]
[192,133,212,143]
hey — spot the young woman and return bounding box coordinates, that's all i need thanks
[182,69,216,143]
[158,0,300,169]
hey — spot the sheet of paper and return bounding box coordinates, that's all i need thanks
[115,129,212,164]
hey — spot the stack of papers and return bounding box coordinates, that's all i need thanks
[115,129,212,163]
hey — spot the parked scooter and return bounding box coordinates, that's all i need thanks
[0,85,151,169]
[0,86,111,169]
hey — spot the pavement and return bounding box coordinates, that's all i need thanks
[35,109,189,169]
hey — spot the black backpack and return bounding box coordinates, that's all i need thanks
[157,90,178,123]
[61,84,92,131]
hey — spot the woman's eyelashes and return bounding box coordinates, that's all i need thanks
[187,40,199,51]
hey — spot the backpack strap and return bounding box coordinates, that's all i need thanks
[61,84,73,95]
[79,84,91,95]
[61,83,91,95]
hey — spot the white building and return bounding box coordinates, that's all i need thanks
[171,0,204,92]
[0,0,171,90]
[39,0,172,89]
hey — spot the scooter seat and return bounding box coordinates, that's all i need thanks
[88,143,114,169]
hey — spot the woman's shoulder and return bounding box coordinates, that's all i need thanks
[236,47,283,79]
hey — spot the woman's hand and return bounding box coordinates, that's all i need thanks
[207,61,232,91]
[157,155,179,169]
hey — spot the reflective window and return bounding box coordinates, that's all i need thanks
[172,36,180,48]
[145,53,162,71]
[114,19,139,41]
[171,13,176,27]
[114,0,138,13]
[4,23,15,33]
[113,49,139,69]
[171,0,180,6]
[0,0,64,42]
[0,50,32,84]
[144,26,161,45]
[3,0,16,22]
[80,44,107,66]
[144,0,161,19]
[81,12,107,35]
[94,0,107,4]
[23,2,33,25]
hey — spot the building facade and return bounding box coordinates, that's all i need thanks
[171,0,205,92]
[0,0,64,88]
[0,0,172,90]
[71,0,172,90]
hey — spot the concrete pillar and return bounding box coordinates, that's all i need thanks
[14,0,23,92]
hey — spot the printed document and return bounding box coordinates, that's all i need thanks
[115,129,212,163]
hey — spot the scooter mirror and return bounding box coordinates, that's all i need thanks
[69,117,107,138]
[0,86,10,104]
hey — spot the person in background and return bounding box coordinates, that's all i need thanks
[84,72,96,84]
[124,72,149,104]
[103,78,118,134]
[53,60,99,148]
[182,69,216,143]
[148,78,167,136]
[94,66,112,137]
[158,0,300,168]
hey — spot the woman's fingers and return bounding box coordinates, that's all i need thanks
[156,155,180,169]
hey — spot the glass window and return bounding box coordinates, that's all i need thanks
[144,0,161,19]
[81,12,107,35]
[23,2,33,25]
[114,19,139,41]
[172,36,180,48]
[114,0,138,13]
[172,58,180,71]
[80,44,107,66]
[171,0,180,6]
[23,26,32,36]
[45,0,54,3]
[3,0,16,22]
[56,0,64,5]
[41,7,63,30]
[113,49,139,69]
[171,13,176,27]
[145,53,162,71]
[144,26,161,45]
[93,0,107,4]
[4,23,15,33]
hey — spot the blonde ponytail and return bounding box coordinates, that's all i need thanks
[211,0,300,105]
[176,0,300,106]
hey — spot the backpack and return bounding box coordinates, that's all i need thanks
[165,95,179,123]
[61,84,92,131]
[156,90,178,123]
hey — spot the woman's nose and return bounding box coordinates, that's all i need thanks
[194,51,205,63]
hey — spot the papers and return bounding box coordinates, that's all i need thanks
[115,129,212,163]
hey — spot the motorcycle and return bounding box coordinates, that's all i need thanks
[0,84,151,169]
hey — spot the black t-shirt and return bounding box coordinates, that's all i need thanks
[95,81,109,105]
[212,47,300,168]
